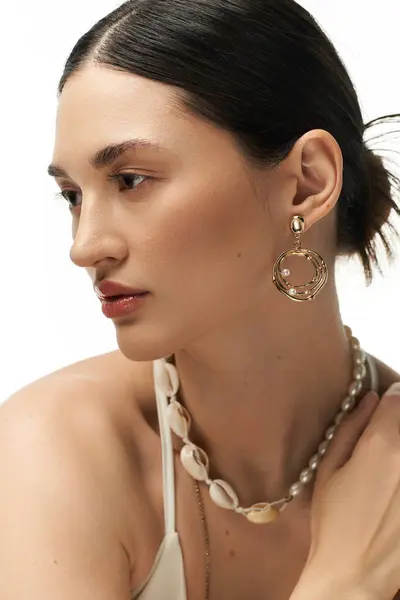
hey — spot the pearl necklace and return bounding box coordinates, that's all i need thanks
[157,325,369,524]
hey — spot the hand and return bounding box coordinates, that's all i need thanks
[301,382,400,600]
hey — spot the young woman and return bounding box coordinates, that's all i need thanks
[2,1,400,599]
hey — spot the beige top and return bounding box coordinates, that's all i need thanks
[131,353,380,599]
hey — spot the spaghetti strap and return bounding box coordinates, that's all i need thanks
[366,353,379,393]
[153,359,176,535]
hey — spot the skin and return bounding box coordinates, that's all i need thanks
[47,63,400,598]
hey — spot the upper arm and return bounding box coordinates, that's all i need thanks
[0,382,132,599]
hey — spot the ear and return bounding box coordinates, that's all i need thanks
[288,129,343,233]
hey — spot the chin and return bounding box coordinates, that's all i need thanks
[114,330,177,363]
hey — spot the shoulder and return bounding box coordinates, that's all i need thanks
[0,346,155,493]
[1,349,153,437]
[0,351,156,576]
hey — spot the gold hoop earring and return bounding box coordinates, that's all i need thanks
[272,215,328,302]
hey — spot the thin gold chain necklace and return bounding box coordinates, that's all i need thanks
[170,353,211,599]
[193,479,211,600]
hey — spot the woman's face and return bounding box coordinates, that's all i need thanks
[50,65,292,360]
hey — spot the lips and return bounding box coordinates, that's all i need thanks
[105,294,131,300]
[95,280,149,299]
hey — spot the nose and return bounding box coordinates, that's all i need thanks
[69,211,127,269]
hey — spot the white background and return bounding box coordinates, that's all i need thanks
[1,1,399,401]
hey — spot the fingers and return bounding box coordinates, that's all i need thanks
[315,390,380,490]
[386,382,400,396]
[316,382,400,491]
[356,382,400,446]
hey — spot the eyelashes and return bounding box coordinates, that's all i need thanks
[53,172,150,210]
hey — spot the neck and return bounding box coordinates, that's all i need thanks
[168,284,371,509]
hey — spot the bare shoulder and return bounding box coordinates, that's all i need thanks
[1,347,156,511]
[2,349,154,437]
[0,350,157,597]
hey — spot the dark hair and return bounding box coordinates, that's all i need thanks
[58,0,400,284]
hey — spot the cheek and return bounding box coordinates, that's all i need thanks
[149,175,272,298]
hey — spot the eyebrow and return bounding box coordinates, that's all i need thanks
[47,138,165,178]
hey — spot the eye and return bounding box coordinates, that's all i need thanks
[53,172,149,210]
[53,189,82,209]
[109,172,149,192]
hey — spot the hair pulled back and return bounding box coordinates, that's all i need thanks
[58,0,400,283]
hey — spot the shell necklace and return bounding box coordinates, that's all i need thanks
[158,325,370,527]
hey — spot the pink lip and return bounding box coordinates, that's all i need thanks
[100,292,149,318]
[95,280,149,299]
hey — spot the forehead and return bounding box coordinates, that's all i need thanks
[51,64,249,178]
[52,65,190,162]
